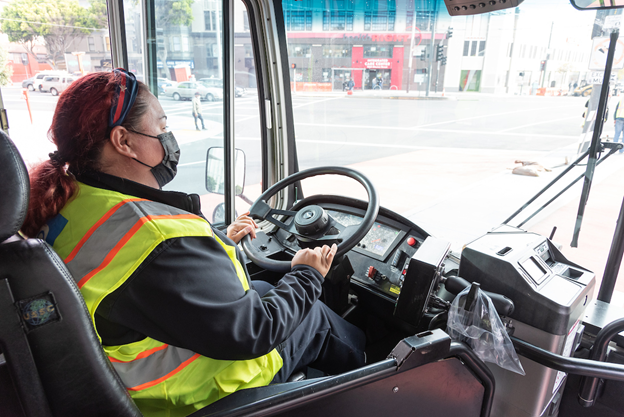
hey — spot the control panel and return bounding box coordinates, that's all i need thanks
[350,229,422,300]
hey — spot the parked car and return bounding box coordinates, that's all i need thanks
[573,85,592,97]
[21,76,36,91]
[199,78,245,97]
[39,75,77,96]
[162,81,223,101]
[157,77,177,94]
[33,71,69,91]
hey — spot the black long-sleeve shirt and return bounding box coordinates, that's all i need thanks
[77,171,324,361]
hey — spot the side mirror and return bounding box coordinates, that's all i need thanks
[205,147,246,195]
[570,0,624,10]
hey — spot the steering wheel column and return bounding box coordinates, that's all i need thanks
[241,167,379,273]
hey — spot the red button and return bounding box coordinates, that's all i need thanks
[407,237,416,247]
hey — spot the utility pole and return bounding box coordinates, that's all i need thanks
[406,1,418,94]
[426,0,438,97]
[541,21,554,88]
[505,8,520,94]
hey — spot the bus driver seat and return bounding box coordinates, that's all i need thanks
[0,130,142,416]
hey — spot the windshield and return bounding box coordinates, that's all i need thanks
[281,0,624,305]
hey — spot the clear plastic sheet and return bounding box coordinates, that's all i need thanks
[447,285,525,376]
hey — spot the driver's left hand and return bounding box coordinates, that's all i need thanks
[227,212,258,244]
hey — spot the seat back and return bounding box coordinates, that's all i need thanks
[0,131,142,417]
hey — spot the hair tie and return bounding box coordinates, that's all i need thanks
[109,68,138,128]
[48,150,65,166]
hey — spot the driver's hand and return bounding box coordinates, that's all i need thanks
[291,244,337,277]
[227,212,258,244]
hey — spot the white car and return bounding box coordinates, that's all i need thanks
[162,81,223,101]
[34,71,69,92]
[39,75,77,96]
[199,78,245,97]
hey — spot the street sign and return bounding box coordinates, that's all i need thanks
[588,71,605,85]
[589,37,624,70]
[604,15,622,30]
[414,74,425,83]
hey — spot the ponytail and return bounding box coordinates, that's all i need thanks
[22,158,76,238]
[20,71,151,238]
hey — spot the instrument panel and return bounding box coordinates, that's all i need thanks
[327,210,402,259]
[325,208,424,300]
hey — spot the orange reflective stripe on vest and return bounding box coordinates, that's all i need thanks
[109,343,201,391]
[64,199,201,288]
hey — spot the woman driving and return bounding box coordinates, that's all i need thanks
[22,69,365,417]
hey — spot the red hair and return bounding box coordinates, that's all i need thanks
[22,72,150,237]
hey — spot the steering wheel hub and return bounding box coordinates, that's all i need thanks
[294,205,329,235]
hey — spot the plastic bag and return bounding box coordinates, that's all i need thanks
[447,285,525,376]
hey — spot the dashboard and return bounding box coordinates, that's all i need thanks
[269,200,429,302]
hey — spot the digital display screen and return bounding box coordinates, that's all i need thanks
[520,257,548,284]
[328,210,400,258]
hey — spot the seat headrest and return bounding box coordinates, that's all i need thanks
[0,130,30,242]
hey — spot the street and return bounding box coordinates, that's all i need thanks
[5,86,624,304]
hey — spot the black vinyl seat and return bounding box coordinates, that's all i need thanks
[0,131,142,416]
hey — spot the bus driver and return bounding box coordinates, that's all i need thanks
[22,69,366,417]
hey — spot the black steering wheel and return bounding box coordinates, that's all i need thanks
[241,166,379,273]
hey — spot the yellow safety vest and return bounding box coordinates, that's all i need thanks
[617,100,624,119]
[45,182,282,417]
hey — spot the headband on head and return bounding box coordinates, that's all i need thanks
[109,68,139,128]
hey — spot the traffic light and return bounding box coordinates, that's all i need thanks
[436,44,444,62]
[540,60,546,71]
[441,56,447,66]
[291,63,296,69]
[419,50,426,61]
[447,27,453,39]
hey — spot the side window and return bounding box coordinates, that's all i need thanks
[233,0,262,221]
[121,0,263,225]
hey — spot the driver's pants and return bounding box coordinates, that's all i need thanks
[251,280,366,382]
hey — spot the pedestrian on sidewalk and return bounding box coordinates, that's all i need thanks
[614,98,624,153]
[192,91,207,131]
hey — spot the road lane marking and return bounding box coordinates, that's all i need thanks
[178,161,205,167]
[231,136,551,153]
[497,116,579,133]
[409,104,579,129]
[293,122,578,140]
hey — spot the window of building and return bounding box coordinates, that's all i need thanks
[365,11,396,31]
[322,11,354,31]
[204,10,220,31]
[104,37,111,52]
[285,10,312,31]
[322,45,351,58]
[243,10,249,31]
[172,37,181,52]
[182,36,190,52]
[470,41,477,56]
[88,37,96,52]
[363,45,392,58]
[289,44,311,57]
[406,11,413,31]
[464,41,470,56]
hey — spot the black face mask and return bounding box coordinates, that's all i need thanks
[128,130,180,188]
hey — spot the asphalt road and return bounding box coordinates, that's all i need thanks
[1,86,595,197]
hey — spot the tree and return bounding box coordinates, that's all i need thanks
[154,0,194,79]
[0,46,14,86]
[0,0,107,69]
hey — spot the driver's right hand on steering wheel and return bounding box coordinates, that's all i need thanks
[291,244,337,277]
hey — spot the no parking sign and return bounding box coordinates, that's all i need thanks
[589,36,624,70]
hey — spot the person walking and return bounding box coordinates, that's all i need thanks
[614,97,624,153]
[192,91,207,131]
